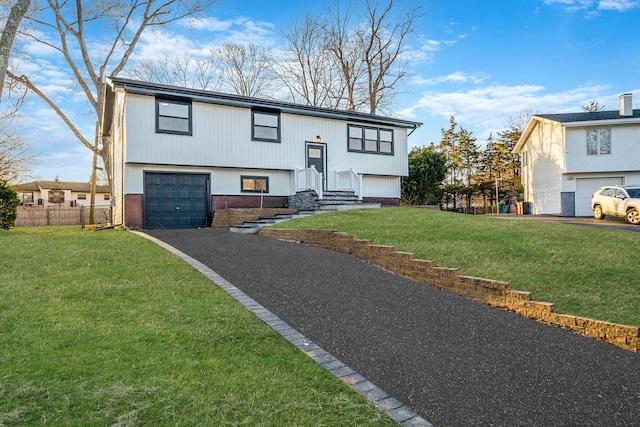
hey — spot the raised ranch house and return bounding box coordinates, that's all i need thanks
[13,179,111,208]
[101,77,421,229]
[513,93,640,216]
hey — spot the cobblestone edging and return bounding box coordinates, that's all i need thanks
[258,228,640,354]
[134,231,433,427]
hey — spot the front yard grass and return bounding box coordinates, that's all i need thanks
[273,208,640,328]
[0,226,396,426]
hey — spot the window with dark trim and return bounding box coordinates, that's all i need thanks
[241,176,269,193]
[348,125,394,155]
[252,110,280,142]
[77,194,87,200]
[586,128,611,156]
[156,98,192,135]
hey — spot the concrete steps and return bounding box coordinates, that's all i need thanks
[229,210,331,234]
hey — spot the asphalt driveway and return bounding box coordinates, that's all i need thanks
[145,228,640,427]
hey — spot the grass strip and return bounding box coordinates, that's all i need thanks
[0,226,396,426]
[273,208,640,327]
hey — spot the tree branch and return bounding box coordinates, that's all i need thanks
[7,71,95,153]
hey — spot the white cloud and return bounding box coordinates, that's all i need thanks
[412,71,489,86]
[543,0,640,12]
[399,83,622,145]
[598,0,640,11]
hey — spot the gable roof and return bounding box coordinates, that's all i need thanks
[13,180,110,193]
[514,108,640,153]
[102,76,422,136]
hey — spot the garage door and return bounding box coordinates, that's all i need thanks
[144,172,209,229]
[575,177,623,216]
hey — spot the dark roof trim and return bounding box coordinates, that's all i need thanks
[537,109,640,123]
[107,76,422,129]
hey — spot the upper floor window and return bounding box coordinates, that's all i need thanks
[586,128,610,156]
[348,125,394,155]
[156,98,192,135]
[252,110,280,142]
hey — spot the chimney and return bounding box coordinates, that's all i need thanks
[619,93,633,116]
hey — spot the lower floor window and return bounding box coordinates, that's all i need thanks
[241,176,269,193]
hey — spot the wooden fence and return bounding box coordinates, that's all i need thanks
[14,207,111,227]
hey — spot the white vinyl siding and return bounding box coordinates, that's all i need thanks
[565,124,640,173]
[124,94,409,177]
[362,175,401,198]
[522,121,565,215]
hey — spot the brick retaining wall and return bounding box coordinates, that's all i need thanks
[258,228,639,353]
[212,208,297,229]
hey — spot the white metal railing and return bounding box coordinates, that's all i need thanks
[334,169,362,200]
[295,166,323,199]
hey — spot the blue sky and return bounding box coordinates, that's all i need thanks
[12,0,640,182]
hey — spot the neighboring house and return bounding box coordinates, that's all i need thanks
[13,179,111,208]
[513,93,640,216]
[101,77,422,229]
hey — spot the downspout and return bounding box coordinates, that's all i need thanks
[408,124,418,137]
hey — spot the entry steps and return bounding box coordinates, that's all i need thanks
[229,203,380,234]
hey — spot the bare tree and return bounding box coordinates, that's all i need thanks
[0,116,37,183]
[276,12,339,107]
[324,0,367,110]
[126,51,220,90]
[360,0,421,114]
[210,42,275,98]
[0,0,30,101]
[7,0,218,185]
[582,100,606,112]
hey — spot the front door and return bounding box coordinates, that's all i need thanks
[306,143,326,190]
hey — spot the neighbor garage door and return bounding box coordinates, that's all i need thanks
[144,172,209,229]
[575,177,623,217]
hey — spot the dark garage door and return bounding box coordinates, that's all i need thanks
[144,172,209,229]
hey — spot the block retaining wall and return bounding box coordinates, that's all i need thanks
[212,208,297,229]
[258,228,639,354]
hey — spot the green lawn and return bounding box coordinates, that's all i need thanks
[273,208,640,327]
[0,226,396,426]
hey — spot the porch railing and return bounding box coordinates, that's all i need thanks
[334,169,362,200]
[295,166,323,200]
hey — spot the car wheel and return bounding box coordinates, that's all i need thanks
[593,205,605,220]
[626,208,640,225]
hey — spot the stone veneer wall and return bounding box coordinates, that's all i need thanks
[258,228,640,354]
[212,208,297,229]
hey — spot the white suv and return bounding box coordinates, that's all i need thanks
[591,185,640,224]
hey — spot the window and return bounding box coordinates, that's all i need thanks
[19,192,34,205]
[252,110,280,142]
[156,98,192,135]
[49,189,65,204]
[104,194,110,201]
[77,194,87,200]
[348,125,394,155]
[241,176,269,193]
[586,128,611,155]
